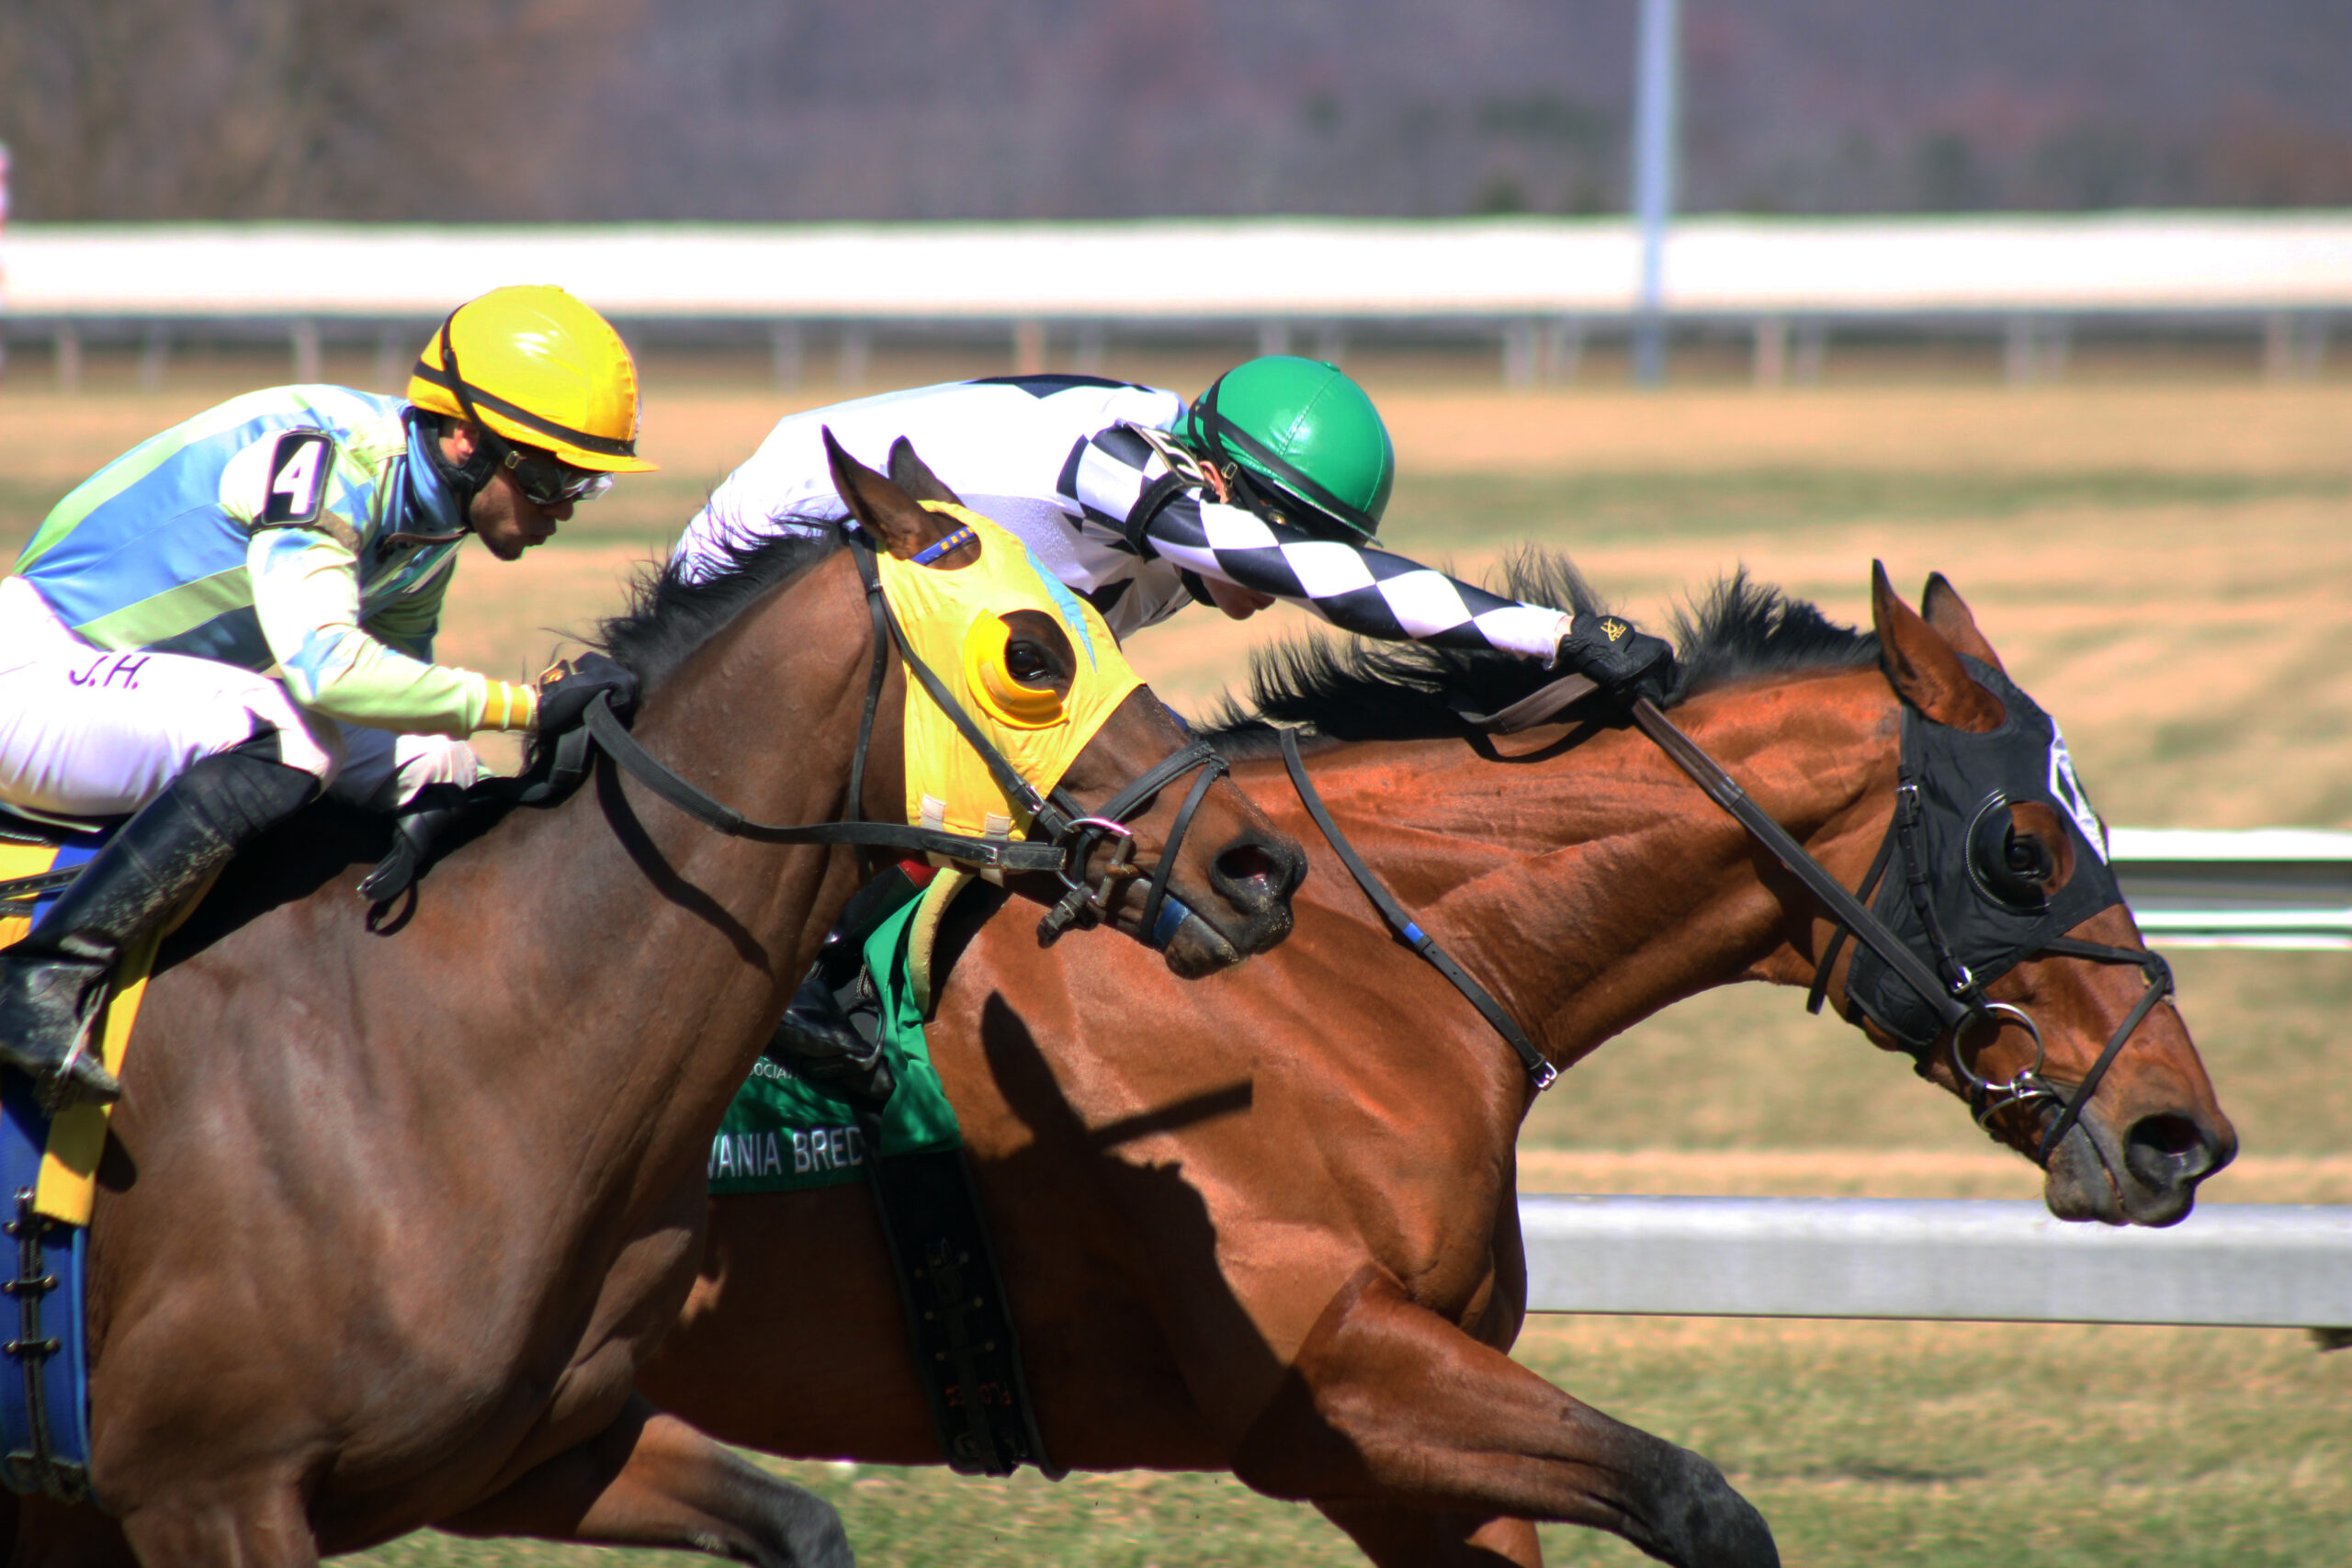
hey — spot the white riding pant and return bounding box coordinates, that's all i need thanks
[0,575,478,820]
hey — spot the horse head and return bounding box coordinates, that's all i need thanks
[1860,563,2235,1224]
[823,431,1303,975]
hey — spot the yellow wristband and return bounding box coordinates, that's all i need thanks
[481,680,538,732]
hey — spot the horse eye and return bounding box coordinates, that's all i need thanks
[2005,831,2052,883]
[1968,804,2050,909]
[1004,641,1052,683]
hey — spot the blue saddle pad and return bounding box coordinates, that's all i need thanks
[0,819,111,1504]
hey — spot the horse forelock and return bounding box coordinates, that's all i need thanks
[591,523,845,694]
[1200,552,1880,757]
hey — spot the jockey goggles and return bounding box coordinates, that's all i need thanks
[492,434,613,508]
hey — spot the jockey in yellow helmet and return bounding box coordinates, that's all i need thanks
[0,286,654,1107]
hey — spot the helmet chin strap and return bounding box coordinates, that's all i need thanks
[418,314,506,519]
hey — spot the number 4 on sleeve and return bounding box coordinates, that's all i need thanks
[262,431,333,525]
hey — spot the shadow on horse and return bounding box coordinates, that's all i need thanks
[6,438,1304,1566]
[635,561,2234,1568]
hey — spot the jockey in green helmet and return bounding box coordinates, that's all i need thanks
[1176,354,1395,545]
[673,354,1676,1105]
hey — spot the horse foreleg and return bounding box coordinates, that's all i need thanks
[1314,1501,1544,1567]
[1232,1268,1776,1568]
[438,1395,851,1568]
[113,1482,317,1568]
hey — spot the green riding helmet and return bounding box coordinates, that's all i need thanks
[1179,356,1396,542]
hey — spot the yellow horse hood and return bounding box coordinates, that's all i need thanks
[875,502,1143,849]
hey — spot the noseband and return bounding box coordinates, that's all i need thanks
[576,533,1227,952]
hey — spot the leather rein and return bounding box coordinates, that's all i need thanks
[582,531,1227,947]
[1280,673,2169,1166]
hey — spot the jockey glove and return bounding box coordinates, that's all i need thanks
[1554,615,1677,704]
[537,652,642,735]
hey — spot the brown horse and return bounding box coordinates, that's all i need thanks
[8,441,1304,1566]
[636,562,2235,1568]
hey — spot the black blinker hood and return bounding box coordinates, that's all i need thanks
[1845,655,2127,1051]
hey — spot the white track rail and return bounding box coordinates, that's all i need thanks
[1519,1196,2352,1328]
[2109,828,2352,950]
[5,214,2349,320]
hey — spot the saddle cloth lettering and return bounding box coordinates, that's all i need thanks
[707,876,966,1196]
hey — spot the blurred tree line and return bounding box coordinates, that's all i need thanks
[0,0,636,220]
[4,0,2346,223]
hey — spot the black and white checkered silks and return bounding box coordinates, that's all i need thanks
[1060,421,1567,660]
[673,376,1569,661]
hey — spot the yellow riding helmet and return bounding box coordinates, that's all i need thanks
[407,285,658,474]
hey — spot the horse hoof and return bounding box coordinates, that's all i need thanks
[1654,1447,1779,1568]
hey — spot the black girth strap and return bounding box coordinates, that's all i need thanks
[1278,727,1555,1089]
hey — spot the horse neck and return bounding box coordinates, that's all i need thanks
[467,551,888,1146]
[1260,669,1900,1080]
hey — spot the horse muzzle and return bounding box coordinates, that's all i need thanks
[2041,1098,2237,1227]
[1155,826,1304,976]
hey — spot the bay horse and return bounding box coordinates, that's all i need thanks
[7,440,1305,1566]
[634,561,2235,1568]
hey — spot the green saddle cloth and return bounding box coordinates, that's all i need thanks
[707,885,963,1195]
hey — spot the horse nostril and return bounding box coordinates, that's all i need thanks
[1208,832,1305,915]
[2124,1113,2217,1186]
[1215,843,1281,898]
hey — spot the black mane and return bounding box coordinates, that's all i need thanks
[592,525,843,691]
[1200,549,1879,755]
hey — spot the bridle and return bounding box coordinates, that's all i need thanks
[1809,773,2173,1163]
[575,530,1228,951]
[1283,671,2170,1168]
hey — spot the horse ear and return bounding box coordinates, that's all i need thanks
[824,427,950,560]
[1919,571,2007,674]
[887,437,966,507]
[1871,561,2005,732]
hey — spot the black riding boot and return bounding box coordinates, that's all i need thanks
[763,867,929,1111]
[766,939,896,1111]
[0,740,314,1108]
